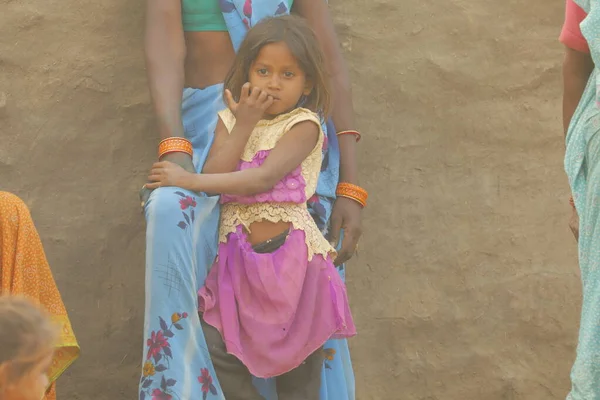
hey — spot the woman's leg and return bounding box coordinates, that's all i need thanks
[139,86,226,400]
[140,188,223,400]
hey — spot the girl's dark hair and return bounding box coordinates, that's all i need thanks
[223,15,331,116]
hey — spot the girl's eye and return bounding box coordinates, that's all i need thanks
[257,69,268,75]
[284,71,294,78]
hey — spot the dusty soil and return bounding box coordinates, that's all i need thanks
[0,0,578,398]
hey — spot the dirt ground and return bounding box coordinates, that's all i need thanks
[0,0,579,399]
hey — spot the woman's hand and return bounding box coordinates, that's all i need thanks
[225,83,274,128]
[161,151,196,173]
[570,205,580,242]
[139,152,195,208]
[328,196,363,266]
[146,161,192,190]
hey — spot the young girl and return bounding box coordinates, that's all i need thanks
[147,15,357,399]
[0,296,58,400]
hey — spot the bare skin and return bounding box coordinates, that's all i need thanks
[563,46,594,242]
[143,0,362,264]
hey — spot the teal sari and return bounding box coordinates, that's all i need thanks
[565,1,600,398]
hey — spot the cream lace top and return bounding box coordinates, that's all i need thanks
[217,107,335,260]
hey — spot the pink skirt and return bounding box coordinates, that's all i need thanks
[198,225,356,378]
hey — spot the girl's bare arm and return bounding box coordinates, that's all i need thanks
[182,121,319,195]
[202,119,255,174]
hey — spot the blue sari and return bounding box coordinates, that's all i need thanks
[139,1,355,399]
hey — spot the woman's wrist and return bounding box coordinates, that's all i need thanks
[339,159,359,183]
[339,169,359,184]
[336,182,368,208]
[156,114,185,140]
[158,137,193,159]
[337,133,359,184]
[160,152,195,175]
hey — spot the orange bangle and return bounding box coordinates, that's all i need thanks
[158,137,193,159]
[336,182,368,207]
[569,195,575,207]
[336,130,361,142]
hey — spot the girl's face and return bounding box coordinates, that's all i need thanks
[1,350,53,400]
[248,41,313,116]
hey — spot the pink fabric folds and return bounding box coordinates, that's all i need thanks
[198,226,356,378]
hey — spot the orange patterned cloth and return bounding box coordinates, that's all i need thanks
[0,192,79,399]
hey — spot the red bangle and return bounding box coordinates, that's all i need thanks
[158,137,193,159]
[569,195,575,207]
[336,130,361,142]
[336,182,368,207]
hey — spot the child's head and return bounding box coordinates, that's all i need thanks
[224,15,331,117]
[0,296,57,400]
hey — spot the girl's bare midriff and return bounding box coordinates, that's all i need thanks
[185,32,291,245]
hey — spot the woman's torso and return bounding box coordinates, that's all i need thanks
[184,32,235,89]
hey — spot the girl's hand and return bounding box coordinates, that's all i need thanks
[146,161,192,190]
[225,83,274,128]
[328,196,363,266]
[139,152,195,208]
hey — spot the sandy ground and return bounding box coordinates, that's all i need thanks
[0,0,579,398]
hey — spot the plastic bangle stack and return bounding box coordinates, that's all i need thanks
[158,137,193,159]
[336,182,368,208]
[336,130,361,142]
